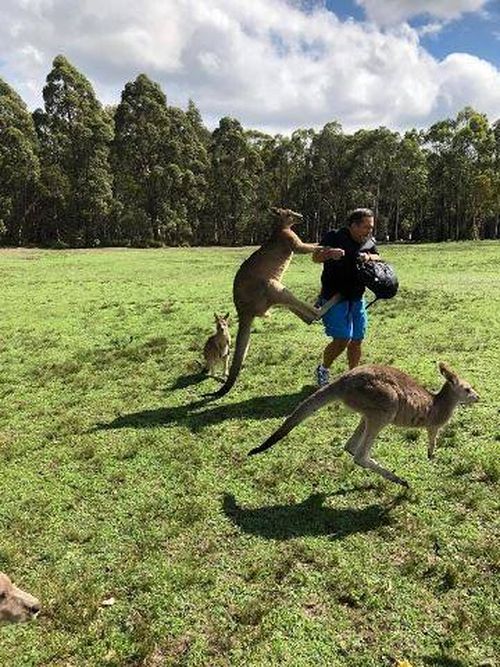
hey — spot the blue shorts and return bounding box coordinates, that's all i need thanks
[319,297,367,341]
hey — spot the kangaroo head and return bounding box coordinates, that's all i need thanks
[270,206,303,228]
[438,362,479,405]
[0,572,41,624]
[214,312,230,334]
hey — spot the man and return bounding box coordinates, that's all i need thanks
[312,208,381,386]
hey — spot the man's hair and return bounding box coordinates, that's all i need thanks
[348,208,374,226]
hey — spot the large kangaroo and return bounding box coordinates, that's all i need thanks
[248,362,479,487]
[211,207,338,398]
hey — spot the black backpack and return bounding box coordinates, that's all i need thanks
[356,257,399,308]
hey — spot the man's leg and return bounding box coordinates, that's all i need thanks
[315,299,351,386]
[324,338,350,367]
[347,340,362,369]
[348,299,367,369]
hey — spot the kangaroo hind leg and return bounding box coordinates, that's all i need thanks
[268,281,319,324]
[353,414,409,487]
[344,418,366,456]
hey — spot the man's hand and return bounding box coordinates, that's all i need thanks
[359,252,380,262]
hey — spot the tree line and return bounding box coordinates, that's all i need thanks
[1,55,499,248]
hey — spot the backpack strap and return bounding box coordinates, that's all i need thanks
[365,295,380,309]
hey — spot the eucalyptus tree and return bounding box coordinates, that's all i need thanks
[388,130,428,240]
[113,77,209,245]
[425,108,495,240]
[244,129,281,243]
[34,55,113,245]
[423,117,456,239]
[453,108,495,239]
[186,99,211,148]
[346,127,400,238]
[308,121,349,239]
[207,117,263,245]
[0,78,40,245]
[285,128,315,203]
[491,119,500,238]
[112,74,171,245]
[163,104,209,245]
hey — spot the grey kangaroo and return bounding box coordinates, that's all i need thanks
[203,312,231,379]
[248,362,479,487]
[211,207,338,397]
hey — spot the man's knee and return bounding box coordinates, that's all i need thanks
[331,338,350,351]
[348,339,362,349]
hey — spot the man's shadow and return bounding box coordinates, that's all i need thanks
[93,386,313,433]
[222,491,402,540]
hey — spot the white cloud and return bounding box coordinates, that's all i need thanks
[0,0,499,134]
[417,22,445,37]
[437,53,500,115]
[355,0,489,26]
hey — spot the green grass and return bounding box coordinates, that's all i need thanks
[0,242,499,666]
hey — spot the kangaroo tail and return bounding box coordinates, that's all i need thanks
[208,314,253,398]
[248,381,342,456]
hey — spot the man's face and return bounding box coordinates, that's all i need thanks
[350,216,374,243]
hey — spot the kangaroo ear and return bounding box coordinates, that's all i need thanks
[438,361,458,384]
[224,312,230,320]
[214,312,218,320]
[270,206,280,216]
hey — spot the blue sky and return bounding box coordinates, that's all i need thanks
[417,9,500,68]
[1,0,499,133]
[326,0,500,67]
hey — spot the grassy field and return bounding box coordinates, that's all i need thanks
[0,242,498,667]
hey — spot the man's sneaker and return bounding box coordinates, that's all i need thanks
[315,364,330,387]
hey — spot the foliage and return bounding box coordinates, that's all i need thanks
[0,77,40,244]
[1,58,500,246]
[32,55,113,246]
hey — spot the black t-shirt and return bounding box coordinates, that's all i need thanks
[320,227,378,299]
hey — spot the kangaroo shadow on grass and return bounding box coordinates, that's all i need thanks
[169,371,209,390]
[222,491,402,540]
[170,369,233,390]
[93,387,313,433]
[422,656,467,667]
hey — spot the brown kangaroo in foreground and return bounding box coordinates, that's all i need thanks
[0,572,40,623]
[211,207,339,397]
[203,312,231,379]
[248,362,479,487]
